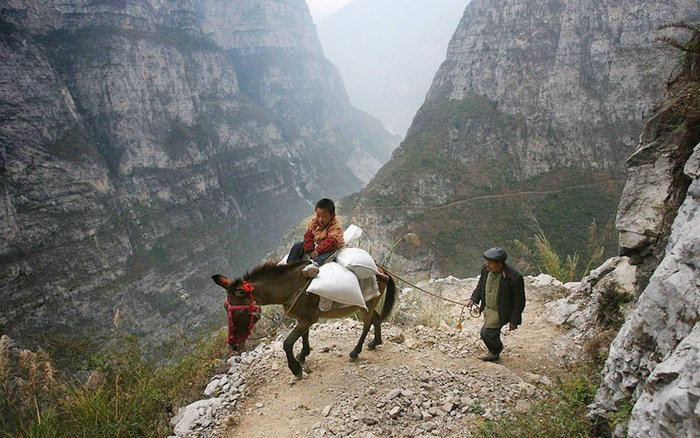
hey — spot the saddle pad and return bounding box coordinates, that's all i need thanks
[306,262,366,309]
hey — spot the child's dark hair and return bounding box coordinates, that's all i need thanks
[315,198,335,215]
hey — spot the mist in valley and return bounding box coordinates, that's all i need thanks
[314,0,469,136]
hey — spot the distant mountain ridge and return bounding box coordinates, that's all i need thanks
[351,0,699,278]
[0,0,397,349]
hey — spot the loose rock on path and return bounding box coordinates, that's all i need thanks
[171,275,570,437]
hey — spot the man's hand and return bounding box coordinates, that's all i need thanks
[310,251,319,259]
[466,299,474,307]
[508,322,517,331]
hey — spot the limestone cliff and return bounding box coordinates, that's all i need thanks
[594,151,699,435]
[0,0,397,349]
[351,0,699,278]
[587,24,700,435]
[547,24,699,436]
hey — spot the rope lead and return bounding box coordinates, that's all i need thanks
[377,264,481,331]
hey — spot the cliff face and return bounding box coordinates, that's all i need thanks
[588,23,699,432]
[427,0,689,175]
[547,25,699,436]
[0,0,397,348]
[351,0,699,278]
[594,145,699,435]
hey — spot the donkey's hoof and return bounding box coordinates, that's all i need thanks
[295,353,306,363]
[368,341,381,350]
[289,370,306,384]
[349,351,359,361]
[290,364,303,378]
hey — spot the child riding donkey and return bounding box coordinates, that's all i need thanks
[212,198,397,376]
[287,198,344,278]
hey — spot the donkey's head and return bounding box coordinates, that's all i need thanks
[212,274,261,350]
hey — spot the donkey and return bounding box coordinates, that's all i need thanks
[212,260,396,377]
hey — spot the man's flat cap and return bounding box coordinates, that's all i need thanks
[483,247,507,261]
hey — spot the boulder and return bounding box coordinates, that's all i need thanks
[547,257,637,361]
[172,398,224,436]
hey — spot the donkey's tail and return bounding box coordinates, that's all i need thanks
[377,273,397,321]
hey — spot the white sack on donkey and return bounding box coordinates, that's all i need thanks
[306,262,366,309]
[335,247,379,279]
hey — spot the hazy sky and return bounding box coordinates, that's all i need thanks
[305,0,353,21]
[316,0,467,135]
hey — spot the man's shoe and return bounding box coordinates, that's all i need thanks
[302,263,320,278]
[480,352,500,362]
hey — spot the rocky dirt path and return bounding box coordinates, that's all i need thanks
[171,275,570,438]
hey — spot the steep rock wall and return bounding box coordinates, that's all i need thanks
[587,33,700,430]
[590,141,699,436]
[528,20,700,434]
[351,0,699,278]
[0,0,397,349]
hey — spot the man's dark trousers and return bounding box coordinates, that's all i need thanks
[480,326,503,355]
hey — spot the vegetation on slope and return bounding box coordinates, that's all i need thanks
[358,89,623,278]
[0,329,230,437]
[365,168,622,279]
[476,361,601,438]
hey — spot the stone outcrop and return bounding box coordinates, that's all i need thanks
[547,256,637,364]
[616,103,698,290]
[169,346,258,437]
[589,142,700,437]
[582,24,699,434]
[0,0,397,348]
[351,0,699,278]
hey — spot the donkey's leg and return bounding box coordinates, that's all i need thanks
[368,313,383,350]
[283,322,312,377]
[295,328,312,363]
[349,311,373,360]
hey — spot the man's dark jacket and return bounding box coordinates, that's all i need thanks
[470,263,526,326]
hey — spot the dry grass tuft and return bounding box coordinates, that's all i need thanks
[1,329,230,437]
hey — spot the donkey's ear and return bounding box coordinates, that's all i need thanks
[212,274,233,289]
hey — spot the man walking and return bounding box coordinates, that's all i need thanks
[466,247,526,362]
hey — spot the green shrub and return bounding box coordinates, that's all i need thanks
[582,329,618,369]
[596,286,634,330]
[609,398,634,435]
